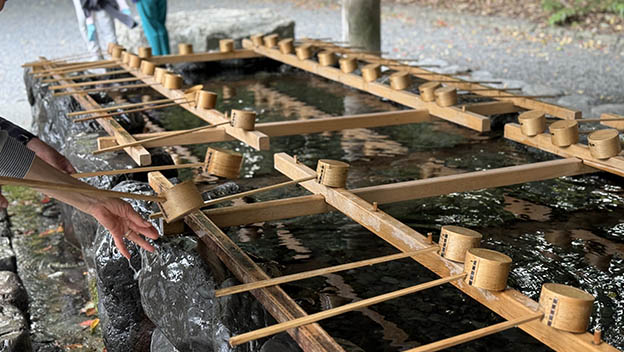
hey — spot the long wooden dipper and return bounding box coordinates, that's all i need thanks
[42,69,129,83]
[0,176,164,202]
[52,83,158,97]
[229,273,466,346]
[93,122,230,155]
[68,97,190,117]
[215,246,439,297]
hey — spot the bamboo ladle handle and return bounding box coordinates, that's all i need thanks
[93,121,230,155]
[73,101,190,123]
[229,273,466,347]
[404,312,544,352]
[52,83,157,97]
[575,118,624,123]
[68,97,188,117]
[203,175,316,207]
[43,69,129,84]
[72,162,205,178]
[216,246,439,298]
[149,175,317,219]
[0,176,165,202]
[50,76,140,90]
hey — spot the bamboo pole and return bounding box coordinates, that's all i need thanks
[0,176,165,202]
[459,94,559,99]
[72,101,188,122]
[23,52,100,67]
[460,88,522,92]
[33,59,115,75]
[575,118,624,123]
[93,121,231,154]
[229,273,466,346]
[52,83,156,97]
[68,97,188,117]
[404,312,544,352]
[50,76,140,90]
[42,69,129,83]
[203,176,316,207]
[34,62,120,78]
[216,246,438,297]
[73,162,205,178]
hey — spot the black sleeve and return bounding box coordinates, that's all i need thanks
[0,117,36,145]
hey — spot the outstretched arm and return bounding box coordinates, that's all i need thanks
[25,156,159,259]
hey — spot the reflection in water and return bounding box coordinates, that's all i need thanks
[275,223,311,260]
[323,273,417,350]
[504,196,551,222]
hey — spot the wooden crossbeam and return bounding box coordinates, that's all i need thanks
[121,62,270,150]
[204,157,594,227]
[242,39,491,132]
[146,172,345,352]
[42,60,151,165]
[272,153,616,352]
[462,101,524,116]
[147,49,261,65]
[307,41,580,120]
[95,109,432,148]
[504,123,624,177]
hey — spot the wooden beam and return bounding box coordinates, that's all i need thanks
[122,63,270,151]
[146,172,345,352]
[308,41,580,120]
[147,49,261,65]
[462,101,524,116]
[600,113,624,130]
[44,61,151,165]
[205,158,595,227]
[504,123,624,177]
[95,109,432,148]
[272,152,617,352]
[242,40,491,132]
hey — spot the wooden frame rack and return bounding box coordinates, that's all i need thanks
[35,37,624,351]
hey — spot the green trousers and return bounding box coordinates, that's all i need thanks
[137,0,170,55]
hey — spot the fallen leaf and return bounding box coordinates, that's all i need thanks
[79,319,96,327]
[90,318,100,333]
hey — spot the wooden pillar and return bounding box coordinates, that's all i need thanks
[341,0,381,53]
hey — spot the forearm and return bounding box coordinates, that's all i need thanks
[25,157,100,214]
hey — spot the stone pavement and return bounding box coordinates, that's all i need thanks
[1,0,623,130]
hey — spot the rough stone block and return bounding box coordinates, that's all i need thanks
[0,271,27,312]
[0,304,31,352]
[0,238,15,272]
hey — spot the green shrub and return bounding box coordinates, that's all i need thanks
[542,0,624,26]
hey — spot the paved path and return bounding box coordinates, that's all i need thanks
[1,0,622,129]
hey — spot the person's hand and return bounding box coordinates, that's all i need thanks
[88,198,159,259]
[87,23,96,42]
[27,138,76,174]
